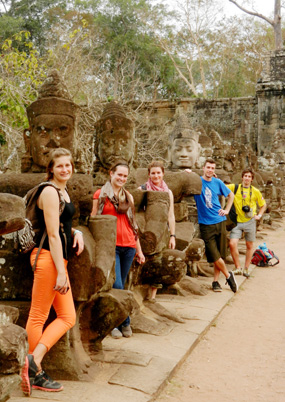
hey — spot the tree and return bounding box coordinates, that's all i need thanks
[3,0,69,50]
[0,31,47,171]
[229,0,282,50]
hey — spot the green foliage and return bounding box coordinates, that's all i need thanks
[0,133,6,146]
[91,0,176,97]
[0,15,24,42]
[0,31,47,128]
[7,0,69,50]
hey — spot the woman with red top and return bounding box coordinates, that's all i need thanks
[91,160,145,339]
[139,160,176,301]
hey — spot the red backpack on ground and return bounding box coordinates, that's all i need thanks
[251,249,279,267]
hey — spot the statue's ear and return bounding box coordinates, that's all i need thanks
[167,145,172,168]
[23,128,31,153]
[195,143,202,168]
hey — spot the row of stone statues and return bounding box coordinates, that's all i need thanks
[0,68,283,401]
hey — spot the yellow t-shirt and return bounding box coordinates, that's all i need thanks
[227,184,266,223]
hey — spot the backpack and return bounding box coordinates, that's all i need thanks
[251,249,279,267]
[14,182,65,271]
[226,184,239,231]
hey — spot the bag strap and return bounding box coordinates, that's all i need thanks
[32,229,47,271]
[234,184,239,194]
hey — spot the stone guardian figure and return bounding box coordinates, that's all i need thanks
[22,70,79,173]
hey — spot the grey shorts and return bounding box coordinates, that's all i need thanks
[230,218,256,242]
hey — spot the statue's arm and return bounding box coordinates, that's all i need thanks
[168,190,176,249]
[91,199,99,216]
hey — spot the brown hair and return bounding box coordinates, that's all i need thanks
[147,160,165,174]
[46,148,74,181]
[242,168,255,179]
[109,159,129,174]
[203,158,216,167]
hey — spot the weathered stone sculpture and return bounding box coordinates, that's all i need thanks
[168,114,201,169]
[22,69,79,173]
[0,195,28,402]
[131,170,202,293]
[94,101,136,185]
[0,73,121,380]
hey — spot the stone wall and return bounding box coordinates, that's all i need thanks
[256,50,285,159]
[137,51,285,170]
[137,96,258,164]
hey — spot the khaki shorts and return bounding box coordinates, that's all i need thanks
[200,221,227,263]
[230,218,256,242]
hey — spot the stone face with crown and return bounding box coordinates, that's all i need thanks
[94,101,135,170]
[168,114,201,169]
[22,70,79,173]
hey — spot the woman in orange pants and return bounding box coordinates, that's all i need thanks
[21,148,84,396]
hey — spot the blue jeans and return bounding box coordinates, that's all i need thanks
[113,246,136,327]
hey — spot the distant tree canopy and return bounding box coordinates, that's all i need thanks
[0,0,281,170]
[0,0,279,100]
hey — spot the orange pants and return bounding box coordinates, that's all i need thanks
[26,248,76,353]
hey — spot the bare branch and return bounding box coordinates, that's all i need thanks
[229,0,274,26]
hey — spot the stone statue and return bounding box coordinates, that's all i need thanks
[168,115,201,169]
[22,70,79,173]
[94,101,136,185]
[272,128,285,168]
[0,194,28,402]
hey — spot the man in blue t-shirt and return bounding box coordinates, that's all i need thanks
[194,158,238,293]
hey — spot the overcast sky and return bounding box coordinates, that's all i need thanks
[164,0,277,18]
[224,0,276,17]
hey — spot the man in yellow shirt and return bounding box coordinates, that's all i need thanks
[227,168,266,278]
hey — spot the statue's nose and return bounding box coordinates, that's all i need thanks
[46,129,61,147]
[46,138,58,148]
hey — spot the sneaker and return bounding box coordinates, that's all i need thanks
[121,325,132,338]
[243,269,250,278]
[111,328,122,339]
[212,281,222,292]
[226,271,238,293]
[232,268,242,275]
[32,370,63,392]
[21,354,38,396]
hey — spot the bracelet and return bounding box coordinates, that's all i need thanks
[170,234,176,238]
[73,229,83,236]
[257,214,262,219]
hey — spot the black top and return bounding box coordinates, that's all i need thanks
[36,201,75,260]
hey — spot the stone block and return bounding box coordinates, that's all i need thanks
[0,323,28,374]
[0,306,19,326]
[0,243,33,300]
[0,194,25,236]
[0,373,21,402]
[174,200,188,222]
[140,249,186,286]
[79,289,139,348]
[68,225,115,301]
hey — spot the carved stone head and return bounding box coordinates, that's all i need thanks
[169,115,201,169]
[22,70,79,172]
[94,101,135,170]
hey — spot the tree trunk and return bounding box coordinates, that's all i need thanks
[274,0,282,50]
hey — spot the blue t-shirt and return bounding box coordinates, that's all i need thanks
[194,177,231,225]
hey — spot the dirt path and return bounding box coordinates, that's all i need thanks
[155,223,285,402]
